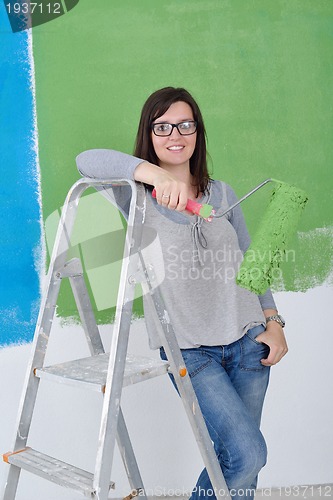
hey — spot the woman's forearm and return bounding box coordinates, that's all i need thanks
[133,161,166,185]
[76,149,144,180]
[263,308,278,318]
[76,149,190,212]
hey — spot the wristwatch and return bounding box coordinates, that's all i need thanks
[266,314,285,328]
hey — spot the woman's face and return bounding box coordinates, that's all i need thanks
[151,101,197,170]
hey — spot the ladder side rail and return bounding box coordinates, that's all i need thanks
[140,272,231,500]
[1,178,136,500]
[63,258,105,356]
[116,408,147,500]
[93,182,146,499]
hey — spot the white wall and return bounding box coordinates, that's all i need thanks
[1,286,332,500]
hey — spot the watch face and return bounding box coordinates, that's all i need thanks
[277,315,285,327]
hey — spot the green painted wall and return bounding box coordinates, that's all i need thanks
[33,0,333,321]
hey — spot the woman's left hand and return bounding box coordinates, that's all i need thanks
[255,323,288,366]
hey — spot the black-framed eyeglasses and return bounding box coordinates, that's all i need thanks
[151,120,197,137]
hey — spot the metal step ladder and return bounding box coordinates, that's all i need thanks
[2,178,230,500]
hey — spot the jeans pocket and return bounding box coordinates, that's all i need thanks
[181,349,212,378]
[159,347,212,394]
[240,325,270,372]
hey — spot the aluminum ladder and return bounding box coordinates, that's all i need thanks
[2,178,230,500]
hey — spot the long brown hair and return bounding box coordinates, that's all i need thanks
[134,87,210,196]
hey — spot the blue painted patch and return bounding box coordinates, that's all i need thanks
[0,5,41,346]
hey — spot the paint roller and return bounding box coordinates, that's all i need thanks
[152,179,308,294]
[235,180,308,294]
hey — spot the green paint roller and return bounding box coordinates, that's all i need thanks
[236,179,308,294]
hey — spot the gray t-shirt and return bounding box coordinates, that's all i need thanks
[76,149,276,349]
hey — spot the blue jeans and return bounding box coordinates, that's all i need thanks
[160,325,270,500]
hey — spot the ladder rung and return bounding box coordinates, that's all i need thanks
[3,448,115,496]
[35,353,170,392]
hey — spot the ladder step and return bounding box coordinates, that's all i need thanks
[3,447,115,496]
[35,353,170,392]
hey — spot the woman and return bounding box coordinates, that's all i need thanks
[77,87,288,500]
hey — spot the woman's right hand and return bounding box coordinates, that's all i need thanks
[134,161,189,212]
[152,174,189,212]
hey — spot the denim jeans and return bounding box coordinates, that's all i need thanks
[160,324,270,500]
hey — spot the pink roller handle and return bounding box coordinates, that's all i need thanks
[152,188,203,216]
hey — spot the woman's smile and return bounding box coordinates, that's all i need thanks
[167,145,185,151]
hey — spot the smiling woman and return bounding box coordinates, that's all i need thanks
[76,86,288,500]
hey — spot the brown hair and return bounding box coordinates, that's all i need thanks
[134,87,210,196]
